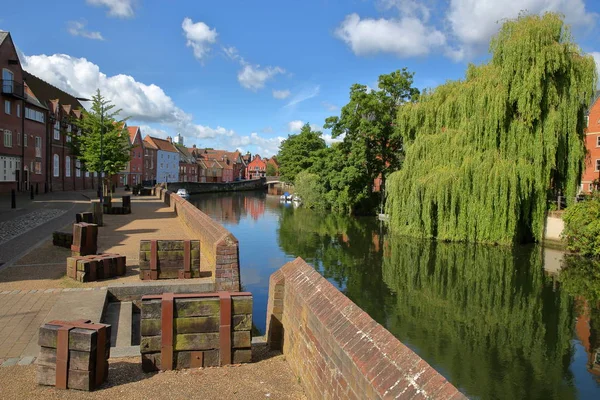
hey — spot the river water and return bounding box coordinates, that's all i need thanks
[189,191,600,400]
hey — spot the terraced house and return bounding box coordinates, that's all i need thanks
[145,135,179,183]
[583,90,600,193]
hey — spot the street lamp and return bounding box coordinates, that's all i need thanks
[75,97,104,201]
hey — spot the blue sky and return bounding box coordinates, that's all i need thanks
[2,0,600,156]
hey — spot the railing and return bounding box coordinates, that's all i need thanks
[1,79,26,99]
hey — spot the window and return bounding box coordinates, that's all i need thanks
[35,136,42,158]
[66,125,71,142]
[4,130,12,147]
[85,171,90,177]
[65,156,71,177]
[597,136,600,147]
[23,134,27,147]
[54,121,60,140]
[585,116,589,127]
[16,131,21,146]
[596,159,600,172]
[4,100,10,114]
[0,155,19,182]
[16,104,20,118]
[76,160,81,177]
[2,69,14,93]
[53,154,60,177]
[35,161,42,175]
[25,108,45,123]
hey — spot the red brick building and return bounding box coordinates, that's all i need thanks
[124,126,144,186]
[25,72,95,192]
[582,91,600,193]
[142,134,158,185]
[247,154,267,179]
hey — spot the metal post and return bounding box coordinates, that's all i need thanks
[11,189,16,209]
[30,185,34,200]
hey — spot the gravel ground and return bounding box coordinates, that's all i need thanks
[0,346,306,399]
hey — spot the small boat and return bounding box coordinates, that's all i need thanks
[292,195,301,203]
[280,192,293,201]
[175,188,190,200]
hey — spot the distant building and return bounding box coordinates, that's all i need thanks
[247,154,267,179]
[142,135,158,185]
[582,90,600,193]
[145,136,179,183]
[124,126,144,186]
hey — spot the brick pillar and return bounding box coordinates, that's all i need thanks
[122,195,131,213]
[266,269,285,351]
[92,201,103,226]
[71,222,98,256]
[214,238,240,292]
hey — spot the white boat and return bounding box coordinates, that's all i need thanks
[280,192,293,201]
[175,188,190,200]
[292,195,301,203]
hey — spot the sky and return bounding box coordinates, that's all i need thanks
[2,0,600,156]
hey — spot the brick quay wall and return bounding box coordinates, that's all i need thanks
[165,178,266,195]
[266,258,466,400]
[156,187,240,291]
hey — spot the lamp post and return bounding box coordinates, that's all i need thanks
[75,97,104,201]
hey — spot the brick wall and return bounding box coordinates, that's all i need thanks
[157,187,240,291]
[266,258,466,400]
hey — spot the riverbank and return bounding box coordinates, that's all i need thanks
[165,178,266,195]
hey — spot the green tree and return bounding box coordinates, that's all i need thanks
[277,123,326,183]
[386,13,597,244]
[70,90,131,193]
[265,163,277,176]
[293,170,325,209]
[562,194,600,257]
[324,68,419,207]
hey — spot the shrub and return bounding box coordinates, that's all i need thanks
[562,194,600,257]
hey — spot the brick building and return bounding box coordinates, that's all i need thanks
[142,134,158,185]
[121,126,144,186]
[247,154,267,179]
[583,90,600,193]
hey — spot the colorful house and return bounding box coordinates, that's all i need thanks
[145,136,179,183]
[582,90,600,193]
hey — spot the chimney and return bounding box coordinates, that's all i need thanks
[167,136,172,143]
[193,144,196,148]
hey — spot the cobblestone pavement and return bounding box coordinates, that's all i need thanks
[0,209,67,245]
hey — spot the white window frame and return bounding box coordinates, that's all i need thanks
[35,136,42,158]
[4,130,12,147]
[23,133,27,147]
[35,161,42,175]
[2,68,14,93]
[53,121,60,140]
[596,159,600,172]
[76,159,81,177]
[66,125,72,142]
[65,156,71,177]
[4,100,11,115]
[53,154,60,177]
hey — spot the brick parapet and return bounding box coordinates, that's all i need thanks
[156,187,240,291]
[266,257,466,400]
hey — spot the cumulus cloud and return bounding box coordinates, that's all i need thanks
[21,51,281,155]
[238,65,285,91]
[182,18,218,62]
[377,0,431,21]
[335,13,445,57]
[446,0,597,59]
[322,101,338,112]
[67,20,104,40]
[322,133,344,146]
[287,120,305,133]
[272,89,291,99]
[86,0,135,18]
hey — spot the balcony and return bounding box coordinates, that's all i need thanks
[1,79,26,99]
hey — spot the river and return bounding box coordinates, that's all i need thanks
[189,191,600,400]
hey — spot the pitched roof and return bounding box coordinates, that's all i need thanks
[23,83,48,110]
[0,31,9,47]
[146,136,178,153]
[143,135,158,149]
[22,71,84,110]
[128,126,140,143]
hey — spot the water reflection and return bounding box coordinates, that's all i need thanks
[189,191,600,399]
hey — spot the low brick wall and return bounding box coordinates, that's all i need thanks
[166,178,266,195]
[266,258,465,400]
[156,187,240,291]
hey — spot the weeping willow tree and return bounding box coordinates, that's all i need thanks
[382,237,575,400]
[386,13,597,244]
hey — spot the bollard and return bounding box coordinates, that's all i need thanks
[11,189,16,209]
[30,185,34,200]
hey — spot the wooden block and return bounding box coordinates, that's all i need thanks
[140,331,250,353]
[232,314,252,331]
[141,316,220,336]
[37,365,94,391]
[142,298,221,319]
[37,347,95,371]
[233,349,252,364]
[38,325,111,352]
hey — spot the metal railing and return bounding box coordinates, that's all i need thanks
[1,79,26,99]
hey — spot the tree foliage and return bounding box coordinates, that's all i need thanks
[386,13,597,244]
[277,123,326,183]
[562,194,600,257]
[70,89,131,179]
[325,68,419,196]
[266,163,277,176]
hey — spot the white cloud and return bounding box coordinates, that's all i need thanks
[272,89,291,99]
[377,0,430,21]
[335,13,445,57]
[20,51,282,155]
[447,0,597,59]
[182,18,218,62]
[237,65,285,91]
[288,120,305,133]
[86,0,135,18]
[285,85,320,108]
[67,20,104,40]
[262,126,274,133]
[322,133,344,146]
